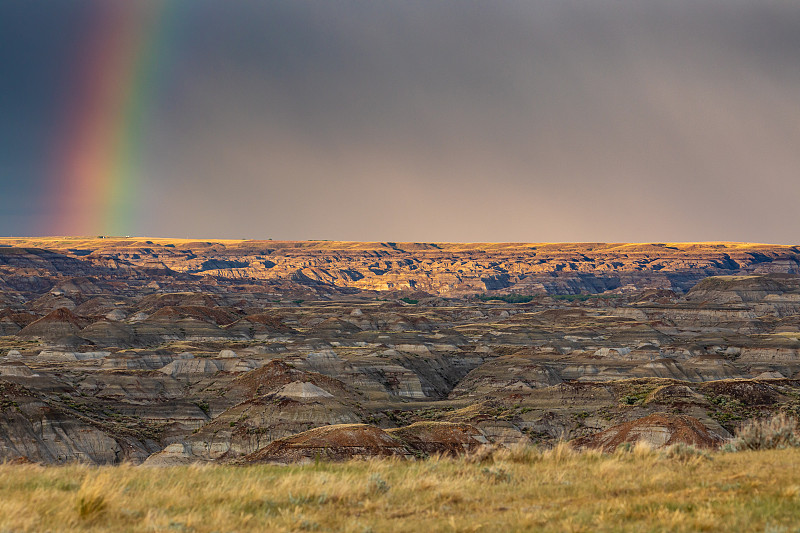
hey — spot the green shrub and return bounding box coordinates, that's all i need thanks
[728,413,800,451]
[481,466,512,484]
[366,474,390,495]
[194,400,210,416]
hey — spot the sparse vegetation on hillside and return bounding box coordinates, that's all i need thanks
[551,293,621,301]
[476,292,623,303]
[475,293,534,303]
[4,447,800,532]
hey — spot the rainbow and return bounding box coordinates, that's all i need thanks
[47,1,175,236]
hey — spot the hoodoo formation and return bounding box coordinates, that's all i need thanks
[2,237,800,463]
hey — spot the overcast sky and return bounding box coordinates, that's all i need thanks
[2,0,800,243]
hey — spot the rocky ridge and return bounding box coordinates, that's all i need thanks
[3,238,800,298]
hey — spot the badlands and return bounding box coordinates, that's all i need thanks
[2,237,800,464]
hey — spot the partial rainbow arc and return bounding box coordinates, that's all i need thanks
[49,1,175,237]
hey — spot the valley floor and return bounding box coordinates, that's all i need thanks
[2,447,800,532]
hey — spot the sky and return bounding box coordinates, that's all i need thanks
[1,0,800,243]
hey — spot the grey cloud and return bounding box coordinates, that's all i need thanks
[4,0,800,241]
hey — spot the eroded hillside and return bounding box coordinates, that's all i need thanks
[2,238,800,464]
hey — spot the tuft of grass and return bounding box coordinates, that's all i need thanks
[494,442,542,464]
[543,440,576,464]
[74,470,120,523]
[464,444,501,464]
[76,493,106,521]
[662,443,711,463]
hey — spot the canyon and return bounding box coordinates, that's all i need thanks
[2,237,800,464]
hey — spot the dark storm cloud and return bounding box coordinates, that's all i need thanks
[3,1,800,241]
[0,2,94,231]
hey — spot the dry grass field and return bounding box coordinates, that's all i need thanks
[2,445,800,532]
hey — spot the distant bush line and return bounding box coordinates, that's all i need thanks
[475,294,535,303]
[476,293,621,303]
[550,294,621,301]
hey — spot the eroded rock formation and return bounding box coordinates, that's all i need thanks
[1,238,800,464]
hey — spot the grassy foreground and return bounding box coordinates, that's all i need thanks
[2,445,800,532]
